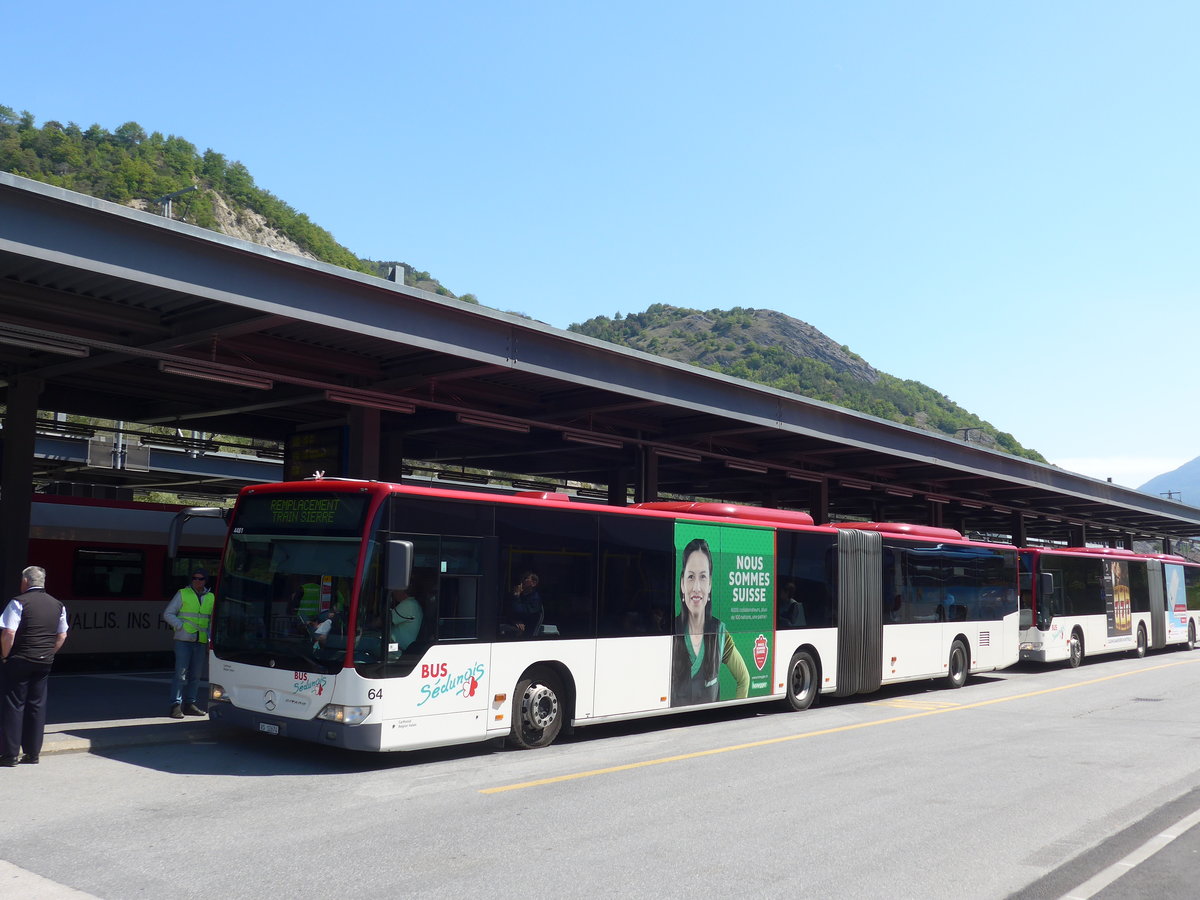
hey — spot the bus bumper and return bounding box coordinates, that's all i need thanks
[209,703,382,751]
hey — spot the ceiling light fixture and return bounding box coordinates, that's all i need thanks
[563,431,623,449]
[785,471,825,483]
[0,329,90,358]
[839,479,872,490]
[158,360,273,390]
[725,460,768,474]
[324,389,415,414]
[456,413,531,434]
[653,447,702,463]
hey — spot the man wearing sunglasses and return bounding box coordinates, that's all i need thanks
[162,570,214,719]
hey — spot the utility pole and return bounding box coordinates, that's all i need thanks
[153,185,197,219]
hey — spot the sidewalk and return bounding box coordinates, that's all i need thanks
[38,670,212,756]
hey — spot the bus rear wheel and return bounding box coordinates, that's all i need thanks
[507,670,565,750]
[1134,625,1147,658]
[1187,621,1196,652]
[946,639,968,689]
[1068,631,1084,668]
[784,650,818,711]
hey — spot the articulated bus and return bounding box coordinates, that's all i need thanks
[195,478,1020,752]
[1018,547,1200,667]
[29,494,226,655]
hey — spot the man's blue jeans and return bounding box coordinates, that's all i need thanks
[171,639,205,706]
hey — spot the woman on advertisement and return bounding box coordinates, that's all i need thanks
[671,537,750,706]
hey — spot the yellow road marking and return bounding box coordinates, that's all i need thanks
[869,698,962,710]
[481,657,1199,794]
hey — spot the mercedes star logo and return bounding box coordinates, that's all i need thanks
[264,690,276,711]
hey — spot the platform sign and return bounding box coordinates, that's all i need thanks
[285,426,346,482]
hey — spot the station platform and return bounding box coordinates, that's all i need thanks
[34,668,211,756]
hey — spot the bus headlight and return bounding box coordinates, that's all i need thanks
[1020,642,1042,651]
[317,704,371,725]
[210,683,230,703]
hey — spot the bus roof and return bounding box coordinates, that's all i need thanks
[829,521,965,541]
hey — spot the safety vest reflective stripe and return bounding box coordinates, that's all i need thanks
[179,587,215,643]
[296,583,322,619]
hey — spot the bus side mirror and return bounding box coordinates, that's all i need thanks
[386,540,414,592]
[168,507,227,557]
[1039,572,1054,601]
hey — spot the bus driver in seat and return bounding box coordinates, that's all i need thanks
[670,538,750,706]
[389,587,424,652]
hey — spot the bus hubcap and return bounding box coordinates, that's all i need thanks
[791,660,811,698]
[523,683,558,730]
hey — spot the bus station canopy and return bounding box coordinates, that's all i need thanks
[3,171,1199,545]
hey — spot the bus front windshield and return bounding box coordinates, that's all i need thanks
[211,492,370,674]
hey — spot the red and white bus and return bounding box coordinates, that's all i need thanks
[29,494,226,655]
[1018,546,1200,666]
[198,478,1020,751]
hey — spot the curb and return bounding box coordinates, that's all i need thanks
[39,721,214,755]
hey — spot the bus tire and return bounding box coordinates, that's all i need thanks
[1068,630,1084,668]
[784,649,818,712]
[507,669,564,750]
[1133,624,1147,658]
[946,639,968,689]
[1187,621,1196,652]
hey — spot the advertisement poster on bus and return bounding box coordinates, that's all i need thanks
[670,522,774,707]
[1164,563,1189,642]
[1104,560,1132,639]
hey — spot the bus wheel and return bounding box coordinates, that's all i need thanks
[1187,622,1197,652]
[784,650,818,711]
[1134,625,1147,658]
[946,639,968,689]
[1068,631,1084,668]
[507,670,564,750]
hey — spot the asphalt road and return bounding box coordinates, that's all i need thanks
[3,652,1200,899]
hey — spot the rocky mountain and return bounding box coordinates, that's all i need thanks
[570,305,1045,460]
[1140,459,1200,505]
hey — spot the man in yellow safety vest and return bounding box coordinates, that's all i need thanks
[162,568,214,719]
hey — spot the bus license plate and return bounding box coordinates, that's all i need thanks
[258,722,280,735]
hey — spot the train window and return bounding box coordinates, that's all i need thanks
[73,548,145,598]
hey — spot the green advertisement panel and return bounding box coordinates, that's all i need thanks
[671,521,775,707]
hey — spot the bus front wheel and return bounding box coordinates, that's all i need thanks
[507,670,565,750]
[946,639,968,689]
[1068,631,1084,668]
[1187,621,1196,652]
[784,649,818,711]
[1134,625,1147,658]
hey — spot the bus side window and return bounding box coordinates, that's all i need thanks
[496,506,599,640]
[438,577,479,639]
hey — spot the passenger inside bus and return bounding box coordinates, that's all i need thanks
[501,571,543,637]
[778,582,806,628]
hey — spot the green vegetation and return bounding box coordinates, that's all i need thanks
[571,304,1045,462]
[0,105,462,296]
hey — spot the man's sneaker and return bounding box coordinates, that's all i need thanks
[183,703,206,717]
[169,704,185,719]
[18,755,39,765]
[0,757,17,767]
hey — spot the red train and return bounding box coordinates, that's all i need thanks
[27,494,227,655]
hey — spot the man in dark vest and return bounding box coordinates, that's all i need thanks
[0,565,69,766]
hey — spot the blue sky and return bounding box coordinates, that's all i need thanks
[6,1,1198,491]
